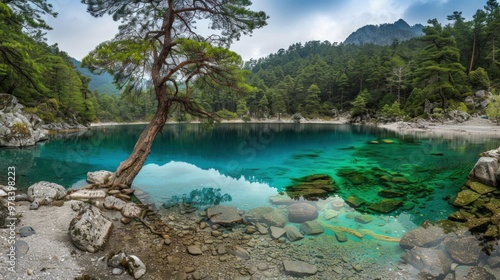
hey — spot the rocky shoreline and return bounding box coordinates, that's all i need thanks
[2,145,500,279]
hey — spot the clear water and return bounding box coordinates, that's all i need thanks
[2,123,500,269]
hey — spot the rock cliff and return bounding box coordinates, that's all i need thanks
[0,93,48,147]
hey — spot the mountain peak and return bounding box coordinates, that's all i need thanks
[343,19,423,46]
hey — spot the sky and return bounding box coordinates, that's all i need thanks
[45,0,486,62]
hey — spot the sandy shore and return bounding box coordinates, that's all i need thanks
[91,116,500,137]
[378,117,500,137]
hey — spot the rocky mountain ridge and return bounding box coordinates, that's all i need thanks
[344,19,424,45]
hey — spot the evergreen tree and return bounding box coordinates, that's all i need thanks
[304,84,321,116]
[413,19,467,111]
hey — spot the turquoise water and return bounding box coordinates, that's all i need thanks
[2,124,500,221]
[2,123,500,270]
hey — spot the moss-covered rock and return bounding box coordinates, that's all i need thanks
[345,196,366,208]
[285,174,338,201]
[452,190,481,207]
[368,199,403,213]
[465,180,496,195]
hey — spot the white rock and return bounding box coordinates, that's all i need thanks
[86,170,113,185]
[127,255,146,279]
[121,203,143,218]
[27,181,66,205]
[68,189,106,201]
[68,204,113,253]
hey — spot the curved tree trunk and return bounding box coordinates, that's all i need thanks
[107,98,171,188]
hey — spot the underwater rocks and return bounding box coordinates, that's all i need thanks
[207,205,243,226]
[448,147,500,237]
[300,220,324,235]
[287,203,318,223]
[399,225,449,250]
[368,199,403,213]
[399,224,500,279]
[345,196,366,208]
[402,247,452,278]
[285,174,338,200]
[444,236,483,265]
[282,260,318,277]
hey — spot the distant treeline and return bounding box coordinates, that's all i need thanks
[2,1,500,124]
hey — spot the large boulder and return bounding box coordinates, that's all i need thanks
[262,208,288,227]
[0,93,48,147]
[27,181,66,205]
[468,157,498,188]
[402,247,452,278]
[245,206,274,223]
[444,236,482,265]
[288,203,318,223]
[399,226,449,250]
[69,204,113,253]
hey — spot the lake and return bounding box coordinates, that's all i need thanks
[2,123,500,274]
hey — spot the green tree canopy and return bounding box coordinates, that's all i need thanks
[82,0,268,187]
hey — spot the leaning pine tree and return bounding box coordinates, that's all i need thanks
[81,0,268,188]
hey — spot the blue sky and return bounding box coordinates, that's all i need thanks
[46,0,486,61]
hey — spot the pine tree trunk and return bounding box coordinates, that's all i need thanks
[107,99,171,188]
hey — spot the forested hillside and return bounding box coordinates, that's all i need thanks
[210,0,500,122]
[0,2,98,125]
[2,0,500,125]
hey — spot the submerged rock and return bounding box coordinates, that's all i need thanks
[288,203,318,223]
[399,226,449,250]
[285,174,338,200]
[402,247,452,278]
[246,206,274,223]
[444,236,482,265]
[454,266,496,280]
[354,214,375,224]
[300,220,324,235]
[378,189,405,198]
[335,231,348,242]
[368,199,402,213]
[207,205,243,226]
[262,208,288,227]
[270,226,286,239]
[283,260,318,277]
[345,196,366,208]
[285,225,304,242]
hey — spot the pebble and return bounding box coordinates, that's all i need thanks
[112,268,123,275]
[29,201,39,210]
[187,246,203,255]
